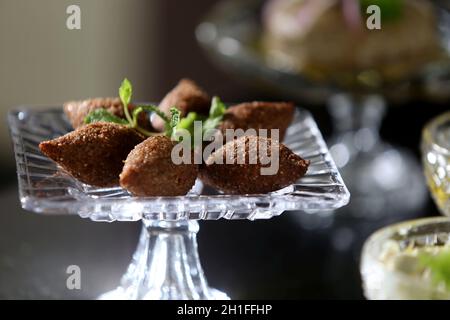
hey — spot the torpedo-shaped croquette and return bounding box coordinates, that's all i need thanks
[219,101,295,141]
[120,135,198,196]
[199,135,309,194]
[39,122,144,187]
[64,97,151,130]
[152,79,210,131]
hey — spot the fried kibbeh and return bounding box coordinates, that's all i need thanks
[219,101,295,141]
[39,122,144,187]
[120,135,198,197]
[152,79,210,131]
[199,135,309,194]
[64,97,151,130]
[39,77,310,196]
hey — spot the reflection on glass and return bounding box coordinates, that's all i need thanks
[422,111,450,216]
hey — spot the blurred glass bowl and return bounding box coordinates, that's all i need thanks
[361,217,450,300]
[422,111,450,217]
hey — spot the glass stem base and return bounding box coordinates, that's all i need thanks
[328,94,427,217]
[98,220,229,300]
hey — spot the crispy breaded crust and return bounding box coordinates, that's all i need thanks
[220,101,295,141]
[63,97,151,130]
[199,135,309,194]
[39,122,144,187]
[152,79,210,131]
[120,135,198,196]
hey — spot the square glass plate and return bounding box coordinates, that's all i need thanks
[8,107,349,221]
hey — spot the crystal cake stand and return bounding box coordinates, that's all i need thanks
[8,107,349,299]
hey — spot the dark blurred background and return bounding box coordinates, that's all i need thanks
[0,0,448,299]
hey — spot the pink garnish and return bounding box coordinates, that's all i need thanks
[341,0,363,31]
[295,0,338,36]
[263,0,364,34]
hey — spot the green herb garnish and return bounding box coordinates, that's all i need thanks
[360,0,404,22]
[177,112,199,132]
[119,78,133,124]
[166,107,181,138]
[419,249,450,289]
[171,96,227,144]
[84,108,129,125]
[172,112,201,142]
[84,78,179,138]
[202,96,227,136]
[84,79,226,143]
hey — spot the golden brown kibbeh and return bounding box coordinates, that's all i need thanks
[152,79,210,131]
[199,135,309,194]
[39,122,144,187]
[219,102,295,141]
[64,97,151,130]
[120,136,198,196]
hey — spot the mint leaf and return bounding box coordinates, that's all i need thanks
[166,107,181,138]
[172,112,204,144]
[119,78,132,107]
[169,108,181,128]
[159,97,227,142]
[177,112,198,130]
[131,104,170,136]
[210,96,227,118]
[134,104,180,138]
[203,96,227,136]
[203,117,222,134]
[419,249,450,289]
[118,78,134,124]
[84,108,129,125]
[135,104,170,124]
